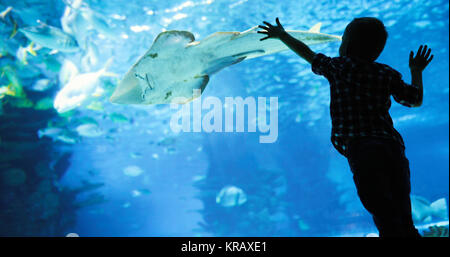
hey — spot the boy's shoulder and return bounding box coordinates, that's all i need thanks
[313,53,401,79]
[343,55,401,76]
[373,61,402,77]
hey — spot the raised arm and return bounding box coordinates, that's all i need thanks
[408,45,433,106]
[391,45,433,108]
[258,18,316,64]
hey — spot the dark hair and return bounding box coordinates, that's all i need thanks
[344,17,388,62]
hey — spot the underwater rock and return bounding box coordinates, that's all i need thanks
[68,180,105,194]
[216,185,247,207]
[1,168,26,186]
[28,190,60,220]
[35,162,53,179]
[52,152,72,180]
[36,179,53,192]
[74,192,107,208]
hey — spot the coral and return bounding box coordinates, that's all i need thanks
[423,225,449,237]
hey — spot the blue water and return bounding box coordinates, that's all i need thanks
[0,0,448,237]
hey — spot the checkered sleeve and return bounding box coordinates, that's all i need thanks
[390,69,421,107]
[311,53,335,77]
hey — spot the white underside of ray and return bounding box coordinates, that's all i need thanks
[110,24,341,105]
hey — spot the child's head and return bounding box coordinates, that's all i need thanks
[339,17,388,62]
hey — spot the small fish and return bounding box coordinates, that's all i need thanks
[86,101,104,111]
[0,7,13,20]
[0,84,14,98]
[157,137,176,146]
[75,123,103,137]
[30,78,53,92]
[61,5,90,47]
[139,189,151,195]
[76,116,98,125]
[109,112,129,123]
[56,134,78,144]
[80,6,115,36]
[0,86,8,97]
[37,127,77,144]
[131,190,142,197]
[192,175,205,182]
[0,6,17,39]
[58,59,79,86]
[88,169,100,176]
[216,185,247,207]
[131,189,151,198]
[411,195,448,224]
[1,66,26,98]
[294,217,310,231]
[123,165,144,177]
[130,152,142,159]
[164,147,176,154]
[37,127,63,139]
[54,58,116,113]
[81,40,99,70]
[19,23,79,52]
[15,42,39,65]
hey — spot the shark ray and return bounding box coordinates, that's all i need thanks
[110,23,341,105]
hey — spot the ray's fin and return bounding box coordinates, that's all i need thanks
[196,31,240,47]
[147,30,195,57]
[309,22,322,33]
[203,56,246,75]
[430,198,448,219]
[170,75,210,104]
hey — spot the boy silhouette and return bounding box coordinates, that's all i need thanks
[258,17,433,237]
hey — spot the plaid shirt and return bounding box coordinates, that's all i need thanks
[311,53,421,157]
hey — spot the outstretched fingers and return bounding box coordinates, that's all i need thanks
[416,45,423,57]
[257,25,269,41]
[426,54,434,65]
[276,17,282,27]
[420,45,428,57]
[258,25,269,31]
[424,47,432,59]
[263,21,274,28]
